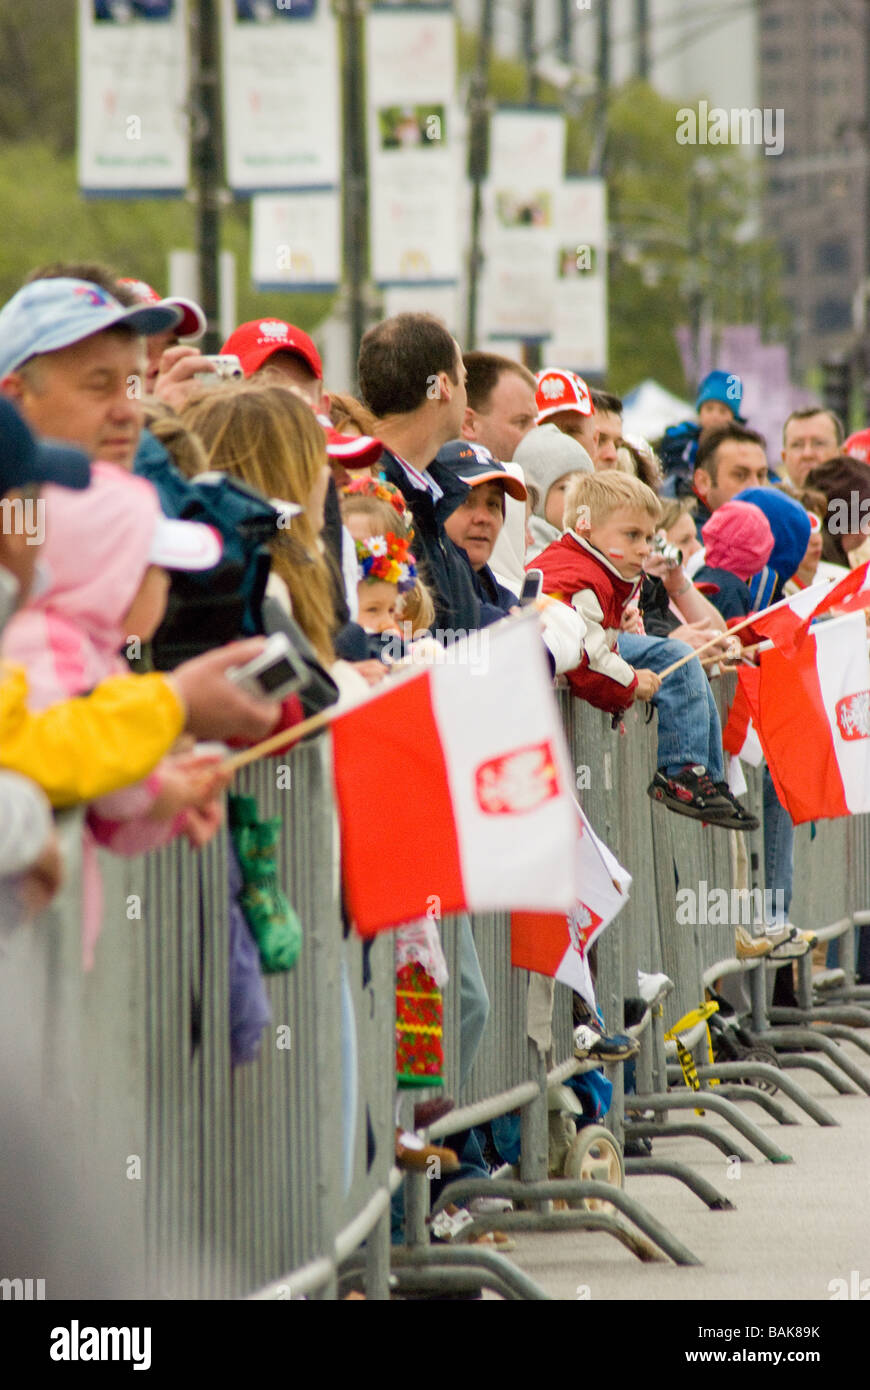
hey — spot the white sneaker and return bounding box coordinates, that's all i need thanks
[765,926,810,960]
[467,1195,514,1215]
[637,970,674,1005]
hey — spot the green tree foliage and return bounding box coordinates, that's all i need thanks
[0,2,333,328]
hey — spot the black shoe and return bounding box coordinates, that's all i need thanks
[647,764,738,827]
[713,782,760,832]
[623,996,647,1028]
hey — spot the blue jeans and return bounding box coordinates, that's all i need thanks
[617,632,724,780]
[762,764,793,924]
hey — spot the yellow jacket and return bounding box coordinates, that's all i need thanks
[0,664,184,809]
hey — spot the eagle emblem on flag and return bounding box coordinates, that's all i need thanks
[835,691,870,741]
[475,741,562,815]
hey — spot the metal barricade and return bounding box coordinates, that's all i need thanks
[6,667,870,1298]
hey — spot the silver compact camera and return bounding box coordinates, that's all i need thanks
[193,353,244,385]
[652,534,683,569]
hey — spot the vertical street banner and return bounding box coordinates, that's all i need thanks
[549,177,608,375]
[480,107,566,340]
[365,4,461,286]
[221,0,341,192]
[251,192,342,291]
[77,0,189,196]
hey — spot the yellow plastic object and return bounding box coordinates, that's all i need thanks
[665,1001,720,1113]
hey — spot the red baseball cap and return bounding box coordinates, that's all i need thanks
[535,368,594,425]
[117,277,206,341]
[844,428,870,464]
[316,413,383,470]
[221,318,323,380]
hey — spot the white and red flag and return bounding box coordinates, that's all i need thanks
[739,611,870,824]
[722,671,764,768]
[749,564,870,654]
[331,615,577,937]
[511,801,631,1009]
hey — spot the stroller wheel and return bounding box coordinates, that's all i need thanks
[562,1125,625,1211]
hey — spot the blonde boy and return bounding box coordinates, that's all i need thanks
[532,472,756,828]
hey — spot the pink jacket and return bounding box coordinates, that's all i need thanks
[2,463,185,967]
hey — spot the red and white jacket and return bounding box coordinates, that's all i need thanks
[533,531,641,715]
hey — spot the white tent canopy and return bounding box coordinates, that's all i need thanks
[621,379,695,443]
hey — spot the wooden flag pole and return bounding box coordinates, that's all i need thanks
[220,706,337,775]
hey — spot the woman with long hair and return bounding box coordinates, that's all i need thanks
[182,384,336,664]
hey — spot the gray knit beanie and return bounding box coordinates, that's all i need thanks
[513,424,594,519]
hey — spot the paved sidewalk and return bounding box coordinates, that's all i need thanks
[489,1038,870,1301]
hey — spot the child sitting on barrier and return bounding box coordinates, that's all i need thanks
[533,471,758,830]
[1,462,232,967]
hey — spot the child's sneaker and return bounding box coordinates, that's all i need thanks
[713,781,760,832]
[735,926,774,960]
[647,764,738,826]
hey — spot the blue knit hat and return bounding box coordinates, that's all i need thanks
[695,370,746,423]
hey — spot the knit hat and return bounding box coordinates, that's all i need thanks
[701,500,774,580]
[513,424,594,519]
[695,369,746,423]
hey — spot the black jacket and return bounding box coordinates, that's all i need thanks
[381,448,486,636]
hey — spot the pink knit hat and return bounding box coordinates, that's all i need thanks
[702,500,775,581]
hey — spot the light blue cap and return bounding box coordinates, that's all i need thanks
[0,277,183,378]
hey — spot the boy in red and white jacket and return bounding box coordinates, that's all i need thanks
[534,471,758,830]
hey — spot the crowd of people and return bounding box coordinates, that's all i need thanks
[1,261,869,1223]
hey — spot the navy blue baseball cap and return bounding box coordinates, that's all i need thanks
[0,397,91,495]
[0,277,182,379]
[434,440,528,500]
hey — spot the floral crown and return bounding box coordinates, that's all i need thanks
[355,532,418,593]
[342,475,406,515]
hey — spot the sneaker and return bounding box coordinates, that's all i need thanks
[637,970,674,1005]
[574,1024,640,1061]
[623,996,647,1028]
[395,1129,460,1174]
[647,765,739,827]
[765,926,811,960]
[467,1195,514,1215]
[713,782,760,832]
[735,926,774,960]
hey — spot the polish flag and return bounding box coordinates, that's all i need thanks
[511,801,631,1009]
[722,671,763,767]
[803,560,870,625]
[331,616,577,936]
[748,567,869,655]
[746,577,833,653]
[740,612,870,824]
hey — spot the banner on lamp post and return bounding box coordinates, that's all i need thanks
[251,191,342,292]
[77,0,189,196]
[548,177,608,376]
[479,107,566,341]
[365,4,461,287]
[221,0,340,192]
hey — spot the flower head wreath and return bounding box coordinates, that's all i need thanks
[355,532,418,593]
[342,475,407,516]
